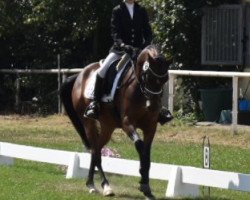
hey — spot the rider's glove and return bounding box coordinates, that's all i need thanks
[120,43,134,55]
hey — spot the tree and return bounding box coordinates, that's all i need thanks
[141,0,240,117]
[0,0,118,113]
[0,0,116,69]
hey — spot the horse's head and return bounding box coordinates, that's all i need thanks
[135,45,172,99]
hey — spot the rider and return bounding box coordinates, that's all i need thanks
[84,0,173,124]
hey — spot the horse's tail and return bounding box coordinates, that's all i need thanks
[60,74,91,149]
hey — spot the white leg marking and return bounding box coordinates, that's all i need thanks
[103,184,114,196]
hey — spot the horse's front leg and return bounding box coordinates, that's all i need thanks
[130,132,155,199]
[138,134,155,200]
[122,117,155,199]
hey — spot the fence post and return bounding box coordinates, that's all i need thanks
[61,74,67,114]
[165,166,199,198]
[57,54,61,113]
[15,76,20,112]
[0,143,14,165]
[168,74,176,113]
[66,153,88,179]
[232,76,238,134]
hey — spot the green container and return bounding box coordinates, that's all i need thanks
[200,88,232,122]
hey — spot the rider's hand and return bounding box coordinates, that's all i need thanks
[124,45,134,55]
[122,44,134,55]
[120,43,140,60]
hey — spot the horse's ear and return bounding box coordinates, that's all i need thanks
[148,53,155,64]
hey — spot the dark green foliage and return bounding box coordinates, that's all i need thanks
[141,0,240,117]
[141,0,239,68]
[0,0,240,115]
[0,0,120,113]
[0,0,114,69]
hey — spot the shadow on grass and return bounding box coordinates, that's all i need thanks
[116,193,145,199]
[116,193,231,200]
[162,198,231,200]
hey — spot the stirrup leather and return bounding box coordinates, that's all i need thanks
[84,101,100,119]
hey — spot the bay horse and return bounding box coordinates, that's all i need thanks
[60,45,172,200]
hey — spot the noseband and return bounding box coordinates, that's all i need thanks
[143,61,169,79]
[139,58,168,99]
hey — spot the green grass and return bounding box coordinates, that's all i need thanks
[0,115,250,199]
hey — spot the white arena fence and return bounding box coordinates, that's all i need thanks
[0,142,250,198]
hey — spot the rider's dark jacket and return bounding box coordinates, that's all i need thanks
[110,2,152,53]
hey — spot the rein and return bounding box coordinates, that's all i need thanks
[133,61,165,99]
[140,84,163,97]
[118,50,169,100]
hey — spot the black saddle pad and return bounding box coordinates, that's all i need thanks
[103,59,131,96]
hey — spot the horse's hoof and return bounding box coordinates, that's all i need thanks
[145,194,156,200]
[139,184,151,194]
[144,193,155,200]
[89,188,99,194]
[139,184,155,199]
[145,196,156,200]
[88,185,99,194]
[103,184,114,196]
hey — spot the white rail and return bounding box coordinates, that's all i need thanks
[0,68,82,74]
[0,68,83,113]
[0,142,249,198]
[168,70,250,133]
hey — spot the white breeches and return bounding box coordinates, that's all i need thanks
[96,52,121,78]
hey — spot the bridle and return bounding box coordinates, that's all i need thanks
[135,57,169,99]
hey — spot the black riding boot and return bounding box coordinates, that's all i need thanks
[84,74,104,119]
[157,107,173,125]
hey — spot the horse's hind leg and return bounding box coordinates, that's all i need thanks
[95,150,114,196]
[83,121,100,194]
[86,152,99,193]
[86,149,113,196]
[85,122,114,196]
[95,127,115,196]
